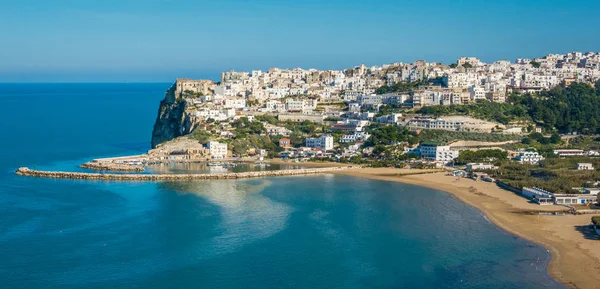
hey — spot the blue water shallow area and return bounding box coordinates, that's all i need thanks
[0,83,565,288]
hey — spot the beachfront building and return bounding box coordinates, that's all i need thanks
[306,135,334,150]
[585,188,600,195]
[466,163,498,171]
[515,151,544,164]
[522,187,599,205]
[418,142,458,162]
[577,163,594,170]
[554,194,598,205]
[521,187,554,205]
[207,141,228,159]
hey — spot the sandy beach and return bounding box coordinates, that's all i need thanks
[335,168,600,289]
[266,159,352,168]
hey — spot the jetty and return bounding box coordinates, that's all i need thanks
[15,166,357,181]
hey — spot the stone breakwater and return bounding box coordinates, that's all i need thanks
[15,166,358,181]
[80,162,144,172]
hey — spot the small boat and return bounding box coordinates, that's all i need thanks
[207,162,223,167]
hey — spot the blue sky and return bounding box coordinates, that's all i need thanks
[1,0,599,82]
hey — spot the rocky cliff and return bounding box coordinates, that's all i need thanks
[150,83,199,148]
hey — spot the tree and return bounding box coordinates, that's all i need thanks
[373,145,386,156]
[449,63,458,68]
[530,61,541,68]
[462,63,473,69]
[592,216,600,227]
[550,133,561,144]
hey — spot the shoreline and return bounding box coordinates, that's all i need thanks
[334,168,600,289]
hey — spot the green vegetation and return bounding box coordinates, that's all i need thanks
[254,114,278,125]
[188,128,212,144]
[418,82,600,134]
[417,100,529,124]
[246,99,260,107]
[183,90,204,97]
[375,80,427,94]
[521,132,561,146]
[232,117,265,137]
[530,61,541,68]
[511,82,600,133]
[462,63,473,69]
[376,104,408,116]
[592,216,600,227]
[364,125,418,147]
[419,130,521,143]
[564,136,600,150]
[490,157,600,194]
[362,125,521,149]
[455,149,508,165]
[227,135,281,157]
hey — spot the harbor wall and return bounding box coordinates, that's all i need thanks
[15,166,357,181]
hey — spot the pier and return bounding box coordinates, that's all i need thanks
[15,166,357,181]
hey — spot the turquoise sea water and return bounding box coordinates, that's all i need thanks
[0,83,565,289]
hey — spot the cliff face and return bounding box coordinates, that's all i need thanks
[150,83,199,148]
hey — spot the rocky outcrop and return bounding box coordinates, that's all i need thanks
[150,83,199,148]
[15,166,358,181]
[80,161,144,172]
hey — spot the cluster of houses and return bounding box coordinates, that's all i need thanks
[177,52,600,110]
[170,52,600,142]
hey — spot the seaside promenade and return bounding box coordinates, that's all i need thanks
[15,166,357,181]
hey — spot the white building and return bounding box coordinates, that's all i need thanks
[515,151,544,164]
[521,187,554,205]
[306,135,334,150]
[406,117,463,131]
[224,98,247,109]
[466,163,498,171]
[577,163,594,170]
[339,132,370,143]
[207,141,228,159]
[419,142,458,162]
[376,113,402,124]
[554,149,585,157]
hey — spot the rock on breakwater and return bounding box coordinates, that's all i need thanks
[15,166,358,181]
[80,162,144,172]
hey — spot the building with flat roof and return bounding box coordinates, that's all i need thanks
[521,187,554,205]
[466,163,498,171]
[207,141,228,159]
[515,151,544,164]
[553,149,585,157]
[306,135,334,150]
[577,163,594,170]
[279,138,291,148]
[418,142,458,162]
[278,114,325,123]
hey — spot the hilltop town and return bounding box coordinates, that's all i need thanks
[144,51,600,207]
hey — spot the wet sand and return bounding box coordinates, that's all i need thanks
[335,168,600,289]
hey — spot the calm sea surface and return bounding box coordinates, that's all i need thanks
[0,83,564,289]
